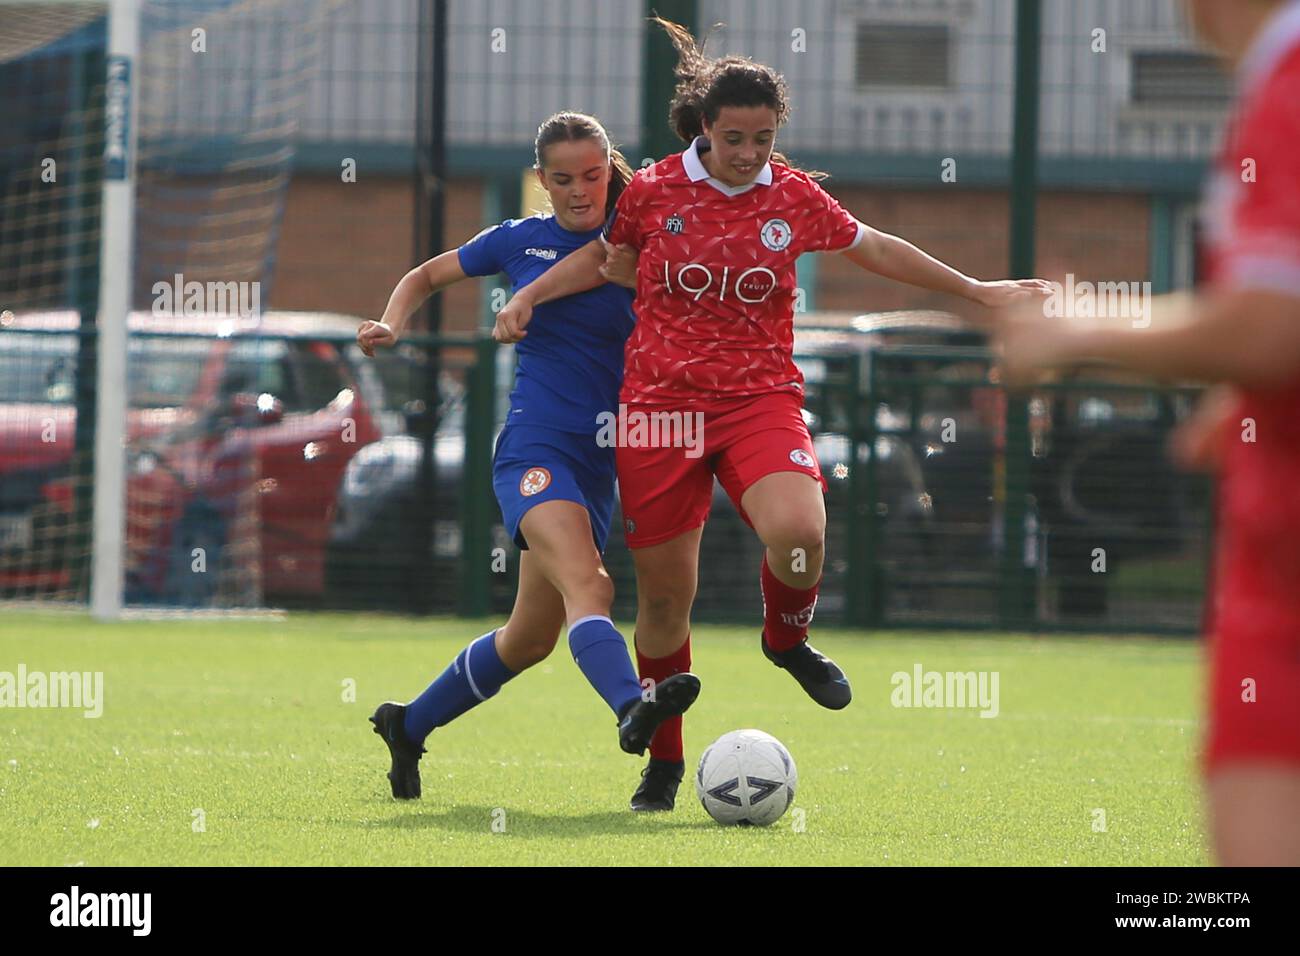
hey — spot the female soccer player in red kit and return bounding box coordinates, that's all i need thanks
[496,19,1048,810]
[998,0,1300,866]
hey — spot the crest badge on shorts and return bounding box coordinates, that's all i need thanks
[760,218,792,252]
[789,448,815,469]
[519,467,551,496]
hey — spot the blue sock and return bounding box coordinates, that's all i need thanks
[568,615,643,717]
[403,630,516,745]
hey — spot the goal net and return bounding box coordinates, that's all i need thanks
[0,0,332,612]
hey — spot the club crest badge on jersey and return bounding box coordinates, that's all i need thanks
[519,467,551,496]
[789,448,815,468]
[665,214,684,235]
[761,218,792,252]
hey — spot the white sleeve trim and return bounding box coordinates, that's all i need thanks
[846,221,867,250]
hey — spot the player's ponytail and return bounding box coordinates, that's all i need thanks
[652,16,714,143]
[651,17,825,179]
[534,111,634,218]
[605,149,634,217]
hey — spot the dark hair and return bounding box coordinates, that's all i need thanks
[652,17,824,178]
[533,111,635,218]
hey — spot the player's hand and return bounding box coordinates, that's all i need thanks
[493,296,533,344]
[973,278,1055,309]
[599,243,639,289]
[357,320,396,358]
[1168,385,1239,473]
[992,308,1076,388]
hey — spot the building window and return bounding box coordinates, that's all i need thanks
[1131,52,1233,108]
[855,24,951,89]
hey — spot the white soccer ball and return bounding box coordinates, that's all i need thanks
[695,729,797,826]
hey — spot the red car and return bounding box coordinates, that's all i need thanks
[0,310,382,605]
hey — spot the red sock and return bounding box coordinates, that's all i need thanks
[635,634,691,763]
[761,554,821,652]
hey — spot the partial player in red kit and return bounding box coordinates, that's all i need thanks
[998,0,1300,867]
[496,18,1048,811]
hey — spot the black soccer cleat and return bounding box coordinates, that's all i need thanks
[762,633,853,710]
[369,701,426,800]
[617,672,701,756]
[630,758,686,812]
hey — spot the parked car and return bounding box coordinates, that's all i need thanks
[0,309,382,605]
[323,346,517,613]
[777,310,1205,621]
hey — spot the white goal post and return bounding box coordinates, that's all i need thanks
[92,0,139,620]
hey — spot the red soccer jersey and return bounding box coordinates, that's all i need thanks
[1202,12,1300,300]
[1199,2,1300,774]
[1200,6,1300,549]
[604,137,863,403]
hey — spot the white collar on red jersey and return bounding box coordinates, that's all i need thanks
[1238,0,1300,99]
[682,136,773,197]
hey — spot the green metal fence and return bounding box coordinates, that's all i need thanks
[835,342,1210,633]
[1,318,1212,631]
[436,329,1214,635]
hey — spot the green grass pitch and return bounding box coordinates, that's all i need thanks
[0,611,1208,865]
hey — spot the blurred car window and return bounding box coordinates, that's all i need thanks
[0,333,214,410]
[128,339,209,408]
[0,333,77,404]
[223,338,292,406]
[293,342,350,411]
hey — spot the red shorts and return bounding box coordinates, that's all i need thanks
[1203,500,1300,774]
[615,391,825,549]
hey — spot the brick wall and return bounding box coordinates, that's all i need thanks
[272,175,491,332]
[816,186,1152,316]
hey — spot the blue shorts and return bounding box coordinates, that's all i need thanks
[492,425,616,553]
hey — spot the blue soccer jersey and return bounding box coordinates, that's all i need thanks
[458,214,635,434]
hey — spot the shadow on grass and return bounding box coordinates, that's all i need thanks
[365,802,716,836]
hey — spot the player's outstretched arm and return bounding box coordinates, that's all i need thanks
[841,222,1052,312]
[494,239,606,343]
[994,289,1300,389]
[357,249,467,356]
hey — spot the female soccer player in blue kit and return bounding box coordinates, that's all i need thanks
[357,112,700,800]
